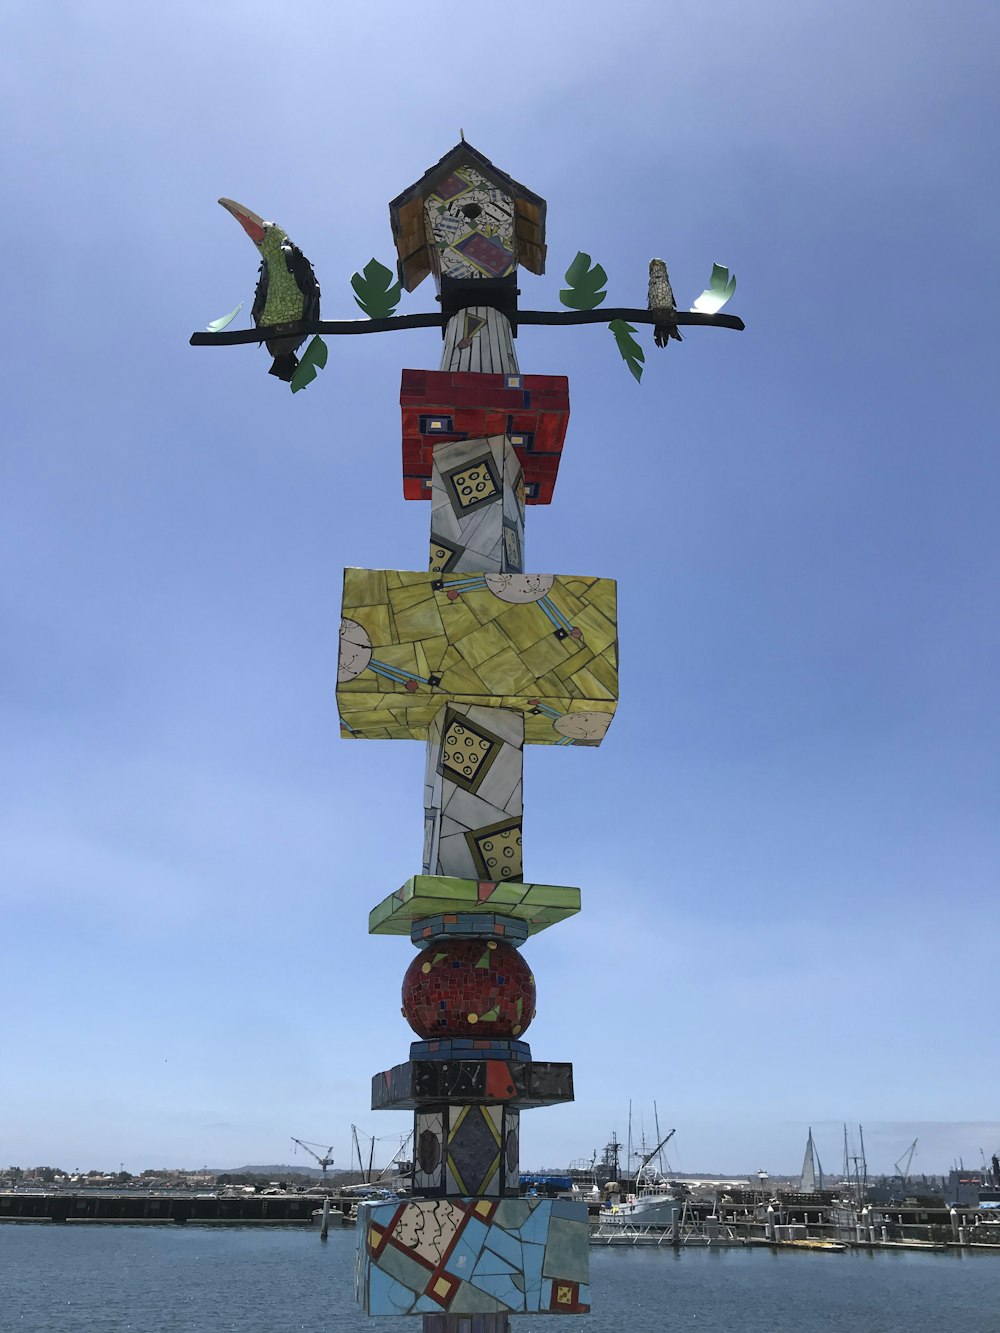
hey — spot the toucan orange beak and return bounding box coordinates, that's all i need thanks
[218,198,267,247]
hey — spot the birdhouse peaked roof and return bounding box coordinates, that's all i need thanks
[389,140,547,291]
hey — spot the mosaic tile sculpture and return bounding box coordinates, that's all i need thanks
[356,144,594,1323]
[192,137,743,1332]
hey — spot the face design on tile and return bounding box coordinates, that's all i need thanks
[484,573,554,604]
[393,1198,466,1262]
[552,710,613,743]
[338,618,372,682]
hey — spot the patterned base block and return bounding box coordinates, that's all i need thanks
[356,1197,589,1316]
[370,876,581,937]
[372,1059,573,1111]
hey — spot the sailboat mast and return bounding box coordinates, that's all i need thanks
[627,1101,633,1185]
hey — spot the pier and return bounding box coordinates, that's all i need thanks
[587,1198,1000,1251]
[0,1189,336,1226]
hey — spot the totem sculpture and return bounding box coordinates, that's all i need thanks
[193,139,742,1330]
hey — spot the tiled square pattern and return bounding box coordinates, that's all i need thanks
[448,458,500,511]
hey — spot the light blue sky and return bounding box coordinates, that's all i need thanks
[2,2,997,1178]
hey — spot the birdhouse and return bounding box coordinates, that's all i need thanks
[389,140,546,291]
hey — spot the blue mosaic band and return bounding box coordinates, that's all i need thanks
[409,1038,532,1062]
[411,913,530,947]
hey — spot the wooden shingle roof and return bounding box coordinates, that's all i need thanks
[389,140,547,291]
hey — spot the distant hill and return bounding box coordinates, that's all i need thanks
[209,1164,349,1180]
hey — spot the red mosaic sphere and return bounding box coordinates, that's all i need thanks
[401,938,535,1039]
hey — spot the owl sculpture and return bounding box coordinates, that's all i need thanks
[648,258,683,348]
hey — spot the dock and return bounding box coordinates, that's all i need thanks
[0,1189,346,1226]
[587,1198,1000,1251]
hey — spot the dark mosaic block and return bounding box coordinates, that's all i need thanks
[372,1059,574,1111]
[447,1103,509,1196]
[408,1103,520,1199]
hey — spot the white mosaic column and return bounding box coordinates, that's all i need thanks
[424,411,527,882]
[429,434,525,576]
[440,306,519,375]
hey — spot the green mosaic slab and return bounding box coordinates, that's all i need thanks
[369,875,581,936]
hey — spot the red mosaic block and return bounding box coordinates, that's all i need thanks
[401,938,536,1039]
[400,370,570,505]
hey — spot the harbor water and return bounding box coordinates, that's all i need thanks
[1,1224,997,1333]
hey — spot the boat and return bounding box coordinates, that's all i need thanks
[799,1128,823,1193]
[598,1122,686,1227]
[599,1164,684,1228]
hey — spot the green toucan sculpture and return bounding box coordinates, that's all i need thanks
[218,198,321,381]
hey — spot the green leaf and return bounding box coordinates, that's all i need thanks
[559,251,608,310]
[205,301,244,332]
[608,319,645,383]
[290,336,328,394]
[691,263,736,314]
[351,257,402,319]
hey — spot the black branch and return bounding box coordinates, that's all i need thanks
[189,308,744,347]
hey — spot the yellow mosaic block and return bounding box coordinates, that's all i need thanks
[338,569,618,746]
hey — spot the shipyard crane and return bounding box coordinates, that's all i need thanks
[377,1131,414,1182]
[894,1138,918,1187]
[351,1126,413,1184]
[290,1138,335,1182]
[635,1129,676,1186]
